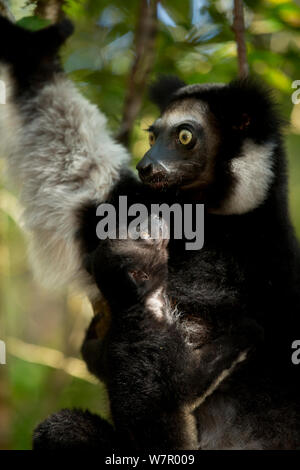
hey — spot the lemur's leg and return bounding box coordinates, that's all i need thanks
[33,409,120,450]
[0,17,129,293]
[82,217,262,450]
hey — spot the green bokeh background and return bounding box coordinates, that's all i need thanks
[1,0,300,449]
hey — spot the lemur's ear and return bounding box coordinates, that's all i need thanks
[209,78,282,141]
[227,79,273,132]
[149,75,186,113]
[232,112,251,132]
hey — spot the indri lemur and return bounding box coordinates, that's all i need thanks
[0,17,299,450]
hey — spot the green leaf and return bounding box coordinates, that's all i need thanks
[16,16,51,31]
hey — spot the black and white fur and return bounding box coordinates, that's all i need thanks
[0,18,129,296]
[1,18,300,450]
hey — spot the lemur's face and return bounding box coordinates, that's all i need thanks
[137,99,219,193]
[137,78,279,214]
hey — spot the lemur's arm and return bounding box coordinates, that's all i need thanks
[0,17,130,294]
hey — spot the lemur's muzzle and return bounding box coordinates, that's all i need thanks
[136,156,168,183]
[137,141,172,185]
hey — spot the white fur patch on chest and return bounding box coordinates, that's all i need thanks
[146,288,165,319]
[145,288,175,323]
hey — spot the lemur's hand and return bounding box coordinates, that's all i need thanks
[0,16,73,62]
[0,16,73,90]
[188,316,264,400]
[85,215,169,309]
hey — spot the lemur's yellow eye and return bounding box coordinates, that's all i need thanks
[179,129,193,145]
[149,131,156,147]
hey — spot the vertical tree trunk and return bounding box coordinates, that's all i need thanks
[233,0,249,78]
[117,0,158,147]
[34,0,65,23]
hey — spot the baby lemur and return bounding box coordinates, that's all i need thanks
[36,216,260,450]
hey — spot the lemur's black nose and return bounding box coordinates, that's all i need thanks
[137,152,169,184]
[137,160,153,179]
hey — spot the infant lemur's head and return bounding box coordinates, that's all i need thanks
[85,216,169,308]
[137,76,282,215]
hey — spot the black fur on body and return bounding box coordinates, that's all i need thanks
[1,17,300,450]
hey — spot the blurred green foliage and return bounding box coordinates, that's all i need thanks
[1,0,300,449]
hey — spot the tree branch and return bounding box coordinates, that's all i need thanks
[233,0,249,78]
[33,0,65,23]
[7,336,98,384]
[117,0,158,147]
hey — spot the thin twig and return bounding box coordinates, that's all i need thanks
[233,0,249,78]
[7,336,98,384]
[117,0,158,147]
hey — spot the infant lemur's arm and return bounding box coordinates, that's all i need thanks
[81,219,261,450]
